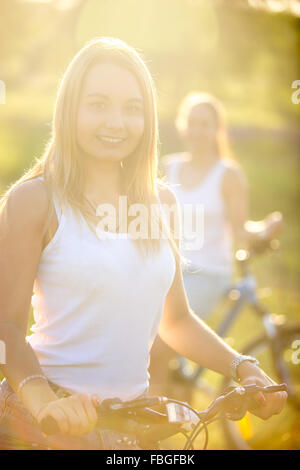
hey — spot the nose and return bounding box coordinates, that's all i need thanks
[104,106,125,132]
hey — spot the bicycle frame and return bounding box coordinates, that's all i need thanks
[179,260,282,384]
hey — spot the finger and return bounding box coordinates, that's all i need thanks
[79,393,98,428]
[40,405,70,435]
[251,391,286,420]
[253,391,267,407]
[60,397,81,436]
[91,394,101,409]
[68,395,91,435]
[282,391,288,406]
[272,391,288,415]
[255,409,271,420]
[264,391,285,416]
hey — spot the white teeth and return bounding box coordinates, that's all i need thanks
[98,136,124,143]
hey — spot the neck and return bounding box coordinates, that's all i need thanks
[188,150,219,169]
[83,155,123,199]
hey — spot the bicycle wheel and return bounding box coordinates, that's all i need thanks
[221,324,300,450]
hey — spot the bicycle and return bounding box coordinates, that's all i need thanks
[169,238,300,450]
[40,383,288,450]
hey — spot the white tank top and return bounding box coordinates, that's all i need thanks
[165,154,233,276]
[26,177,176,401]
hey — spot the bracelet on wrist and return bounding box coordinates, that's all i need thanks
[17,374,49,396]
[230,355,259,383]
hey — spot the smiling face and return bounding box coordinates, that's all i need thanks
[183,103,218,155]
[76,62,145,163]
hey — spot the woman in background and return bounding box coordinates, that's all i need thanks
[149,92,282,396]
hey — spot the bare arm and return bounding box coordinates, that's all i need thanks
[157,186,286,418]
[0,180,109,436]
[222,164,282,250]
[0,179,58,417]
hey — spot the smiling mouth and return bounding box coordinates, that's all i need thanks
[96,135,126,144]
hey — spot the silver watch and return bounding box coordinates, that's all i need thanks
[230,355,259,382]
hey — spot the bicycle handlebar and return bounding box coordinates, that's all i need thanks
[40,383,288,438]
[235,237,280,263]
[197,383,287,422]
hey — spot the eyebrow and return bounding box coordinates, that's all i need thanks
[86,93,108,99]
[86,93,143,103]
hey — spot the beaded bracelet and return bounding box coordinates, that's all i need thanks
[17,374,48,395]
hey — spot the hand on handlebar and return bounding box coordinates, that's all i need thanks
[263,211,283,240]
[246,211,283,253]
[239,369,287,420]
[36,393,100,436]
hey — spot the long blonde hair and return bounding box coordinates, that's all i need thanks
[175,91,233,159]
[0,37,184,263]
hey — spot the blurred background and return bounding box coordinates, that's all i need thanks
[0,0,299,450]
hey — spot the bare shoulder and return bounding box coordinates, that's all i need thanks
[156,183,181,248]
[3,178,50,232]
[157,182,179,207]
[222,159,248,191]
[161,152,187,170]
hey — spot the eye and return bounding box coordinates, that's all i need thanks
[89,101,106,111]
[125,103,143,114]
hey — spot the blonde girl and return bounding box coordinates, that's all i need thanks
[0,39,286,450]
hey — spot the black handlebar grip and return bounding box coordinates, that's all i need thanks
[40,415,60,435]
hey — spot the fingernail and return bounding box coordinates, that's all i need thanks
[257,392,266,406]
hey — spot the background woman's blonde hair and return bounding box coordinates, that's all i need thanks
[175,91,233,159]
[0,37,185,264]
